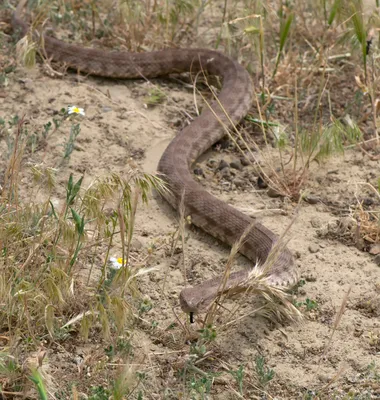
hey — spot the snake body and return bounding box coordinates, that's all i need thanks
[12,4,298,313]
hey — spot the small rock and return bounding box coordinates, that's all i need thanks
[267,187,281,198]
[217,159,229,171]
[102,106,113,113]
[304,274,317,282]
[214,138,230,149]
[355,238,366,251]
[310,217,322,229]
[304,194,320,204]
[220,167,232,180]
[369,244,380,255]
[19,78,34,90]
[171,95,182,103]
[257,176,268,189]
[234,178,245,188]
[362,197,374,207]
[240,156,250,166]
[74,356,84,365]
[373,254,380,266]
[131,238,143,251]
[236,139,245,148]
[308,244,319,254]
[230,159,243,170]
[171,117,182,127]
[206,159,218,169]
[193,167,205,177]
[318,374,331,383]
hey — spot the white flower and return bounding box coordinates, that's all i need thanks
[109,257,126,270]
[67,106,85,116]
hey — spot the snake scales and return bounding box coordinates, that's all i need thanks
[12,2,298,314]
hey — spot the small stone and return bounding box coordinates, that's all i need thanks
[214,138,230,149]
[102,106,113,113]
[310,217,322,229]
[131,238,143,251]
[257,176,268,189]
[373,254,380,266]
[19,78,34,90]
[74,356,84,365]
[355,238,366,251]
[220,167,231,180]
[171,95,182,103]
[240,156,250,166]
[362,197,374,207]
[230,159,243,170]
[193,167,205,177]
[267,187,281,198]
[308,244,319,254]
[234,178,245,188]
[236,139,245,148]
[369,244,380,255]
[304,194,320,204]
[206,159,218,169]
[171,117,182,127]
[217,159,229,171]
[318,374,330,383]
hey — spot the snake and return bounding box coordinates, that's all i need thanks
[11,2,298,315]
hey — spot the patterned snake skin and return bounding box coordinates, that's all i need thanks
[12,2,298,314]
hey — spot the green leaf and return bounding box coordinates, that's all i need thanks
[29,369,48,400]
[328,0,342,26]
[279,13,293,52]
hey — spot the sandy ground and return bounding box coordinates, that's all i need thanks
[1,2,380,399]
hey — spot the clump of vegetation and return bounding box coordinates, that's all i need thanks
[0,113,165,396]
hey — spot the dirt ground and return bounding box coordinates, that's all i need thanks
[1,1,380,399]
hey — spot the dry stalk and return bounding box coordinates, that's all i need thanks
[205,203,302,328]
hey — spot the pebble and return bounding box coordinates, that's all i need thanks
[240,156,250,166]
[219,167,231,180]
[257,176,268,189]
[234,178,245,188]
[214,138,230,149]
[207,159,218,169]
[171,117,182,127]
[310,217,322,229]
[217,159,229,171]
[308,244,320,254]
[318,374,331,383]
[193,167,205,177]
[373,254,380,266]
[369,244,380,255]
[230,159,243,170]
[131,238,143,251]
[362,197,374,207]
[304,194,320,204]
[267,187,281,198]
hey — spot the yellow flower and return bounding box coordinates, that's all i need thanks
[67,105,85,116]
[109,257,126,270]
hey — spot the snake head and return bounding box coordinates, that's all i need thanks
[179,270,251,314]
[179,286,216,314]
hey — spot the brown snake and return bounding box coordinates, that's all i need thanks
[12,2,298,315]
